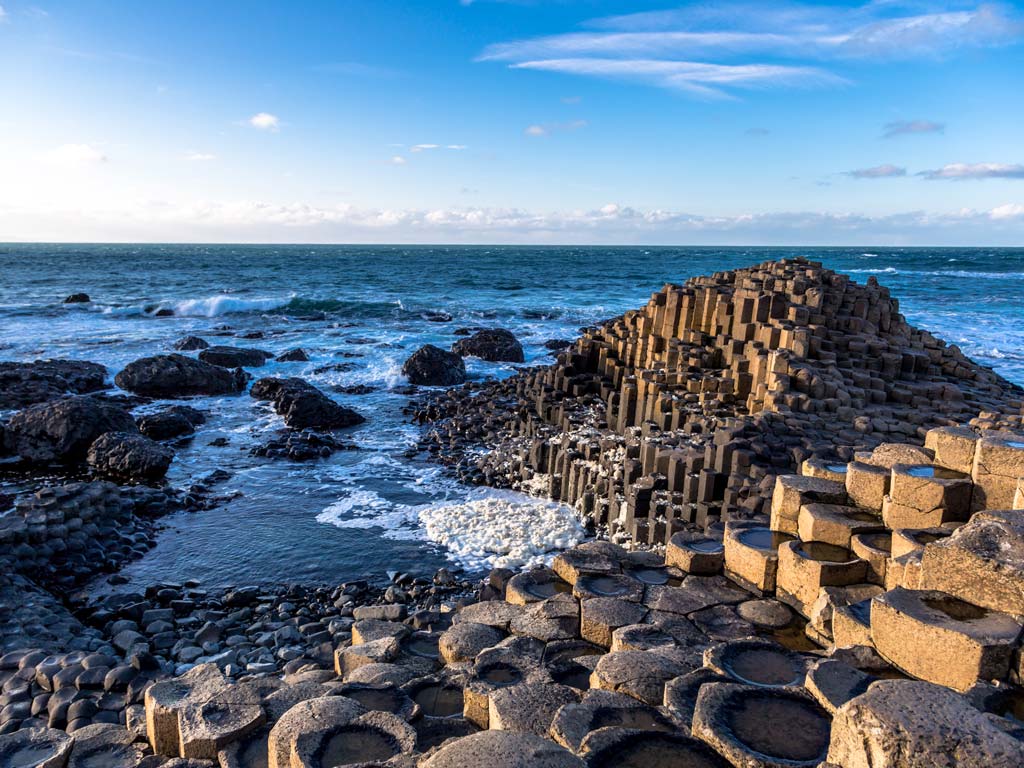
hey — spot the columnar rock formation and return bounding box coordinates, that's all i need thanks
[416,259,1022,546]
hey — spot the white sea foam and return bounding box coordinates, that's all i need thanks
[171,295,293,317]
[418,493,586,570]
[316,489,421,539]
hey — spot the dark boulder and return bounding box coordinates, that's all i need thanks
[250,429,351,460]
[198,346,273,368]
[115,354,249,397]
[251,377,365,430]
[276,348,310,362]
[87,431,174,483]
[451,329,525,363]
[0,359,108,409]
[137,405,206,440]
[402,345,466,386]
[174,336,209,351]
[544,339,573,352]
[63,293,91,304]
[422,310,453,323]
[4,396,138,463]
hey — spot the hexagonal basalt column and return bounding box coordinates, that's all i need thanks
[549,689,676,753]
[971,435,1024,510]
[580,728,731,768]
[924,426,979,475]
[665,532,724,575]
[850,531,890,585]
[505,567,572,605]
[487,681,580,736]
[572,573,644,603]
[800,458,848,484]
[267,695,365,768]
[844,461,890,512]
[0,727,72,768]
[692,683,831,768]
[770,475,847,535]
[289,710,417,768]
[724,524,795,594]
[883,464,973,528]
[704,638,810,688]
[590,647,701,705]
[776,541,868,616]
[552,542,624,586]
[580,598,648,649]
[798,503,884,548]
[462,637,548,729]
[919,511,1024,615]
[870,587,1023,692]
[420,730,585,768]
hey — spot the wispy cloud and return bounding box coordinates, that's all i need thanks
[920,162,1024,180]
[446,144,468,150]
[511,58,842,98]
[0,6,7,23]
[478,2,1024,97]
[883,119,945,138]
[525,119,588,137]
[249,112,280,132]
[44,144,108,167]
[390,155,407,165]
[848,163,907,178]
[410,144,440,152]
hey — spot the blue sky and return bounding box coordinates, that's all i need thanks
[1,0,1022,244]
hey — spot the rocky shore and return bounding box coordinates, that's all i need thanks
[2,258,1024,767]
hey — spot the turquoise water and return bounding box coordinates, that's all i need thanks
[1,245,1022,586]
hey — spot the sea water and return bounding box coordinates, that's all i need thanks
[1,244,1021,587]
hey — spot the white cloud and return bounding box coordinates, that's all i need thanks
[511,58,843,97]
[44,144,108,167]
[478,2,1024,97]
[390,155,407,165]
[883,120,945,138]
[410,143,440,152]
[0,5,7,22]
[4,198,1023,245]
[447,144,468,150]
[185,152,217,161]
[921,162,1024,180]
[991,203,1024,219]
[525,120,587,137]
[249,112,280,131]
[847,164,907,178]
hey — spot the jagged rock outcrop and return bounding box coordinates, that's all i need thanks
[4,396,138,463]
[452,329,525,363]
[0,359,108,408]
[137,405,206,440]
[403,345,467,386]
[87,432,175,483]
[250,377,364,431]
[416,259,1022,546]
[115,354,249,398]
[198,346,273,368]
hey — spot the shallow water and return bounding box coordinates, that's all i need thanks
[1,244,1022,588]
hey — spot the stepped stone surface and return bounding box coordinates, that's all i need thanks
[415,259,1021,546]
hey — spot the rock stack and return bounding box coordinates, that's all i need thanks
[415,259,1022,547]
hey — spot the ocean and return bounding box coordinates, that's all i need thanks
[2,244,1022,589]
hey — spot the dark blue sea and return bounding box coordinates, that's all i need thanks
[1,245,1022,588]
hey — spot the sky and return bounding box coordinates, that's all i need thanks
[0,0,1023,245]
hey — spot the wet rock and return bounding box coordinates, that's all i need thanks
[174,336,209,351]
[116,354,248,398]
[0,359,108,409]
[421,730,584,768]
[402,345,466,386]
[451,329,525,363]
[87,432,174,483]
[5,396,138,463]
[543,339,573,352]
[198,346,273,368]
[250,377,364,431]
[64,293,91,303]
[250,429,350,461]
[137,405,206,440]
[828,679,1024,767]
[275,348,309,362]
[0,726,73,767]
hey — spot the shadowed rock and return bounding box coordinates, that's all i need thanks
[5,396,138,463]
[451,329,525,363]
[403,345,467,386]
[116,354,249,397]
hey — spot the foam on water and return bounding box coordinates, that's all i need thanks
[417,491,587,570]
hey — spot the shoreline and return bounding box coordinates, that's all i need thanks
[2,257,1024,766]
